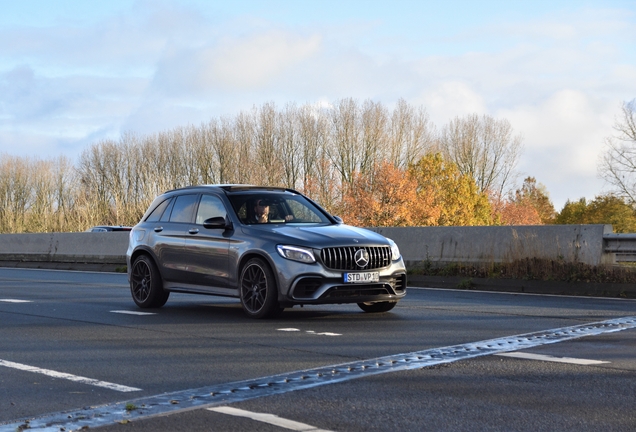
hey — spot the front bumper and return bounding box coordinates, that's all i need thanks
[288,272,407,304]
[272,253,407,306]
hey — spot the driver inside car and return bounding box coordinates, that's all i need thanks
[252,198,270,223]
[250,198,294,223]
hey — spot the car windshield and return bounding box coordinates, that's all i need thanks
[227,192,332,225]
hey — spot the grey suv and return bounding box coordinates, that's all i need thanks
[126,185,407,318]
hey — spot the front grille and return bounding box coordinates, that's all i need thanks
[321,246,391,270]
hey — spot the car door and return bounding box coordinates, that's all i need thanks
[149,193,198,282]
[182,194,231,289]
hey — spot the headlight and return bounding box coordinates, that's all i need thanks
[276,245,316,264]
[388,238,401,260]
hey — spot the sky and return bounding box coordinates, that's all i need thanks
[0,0,635,210]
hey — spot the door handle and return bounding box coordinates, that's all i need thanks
[154,226,163,232]
[188,228,199,235]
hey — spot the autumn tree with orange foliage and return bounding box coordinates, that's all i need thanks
[409,154,493,226]
[339,161,428,227]
[340,154,492,227]
[491,195,541,225]
[492,177,555,225]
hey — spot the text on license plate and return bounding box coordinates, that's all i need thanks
[344,271,379,283]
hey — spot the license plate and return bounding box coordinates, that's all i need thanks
[344,271,379,283]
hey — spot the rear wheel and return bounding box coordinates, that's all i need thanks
[357,301,397,313]
[130,255,169,308]
[239,258,280,319]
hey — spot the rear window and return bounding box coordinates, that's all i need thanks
[145,198,171,222]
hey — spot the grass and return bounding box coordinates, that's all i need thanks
[456,278,474,289]
[408,258,636,284]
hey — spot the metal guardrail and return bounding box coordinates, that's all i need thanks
[604,233,636,262]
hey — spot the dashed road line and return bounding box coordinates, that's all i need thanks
[305,331,341,336]
[277,328,342,336]
[209,406,334,431]
[0,359,142,393]
[111,310,157,316]
[2,316,635,431]
[496,352,610,365]
[0,299,31,303]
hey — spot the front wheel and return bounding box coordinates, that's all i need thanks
[130,255,169,308]
[239,258,280,319]
[357,301,397,313]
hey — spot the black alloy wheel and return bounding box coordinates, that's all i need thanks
[130,255,169,308]
[239,258,280,318]
[357,301,397,313]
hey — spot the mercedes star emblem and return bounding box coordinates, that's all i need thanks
[354,249,370,268]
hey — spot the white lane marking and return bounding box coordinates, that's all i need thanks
[278,328,341,336]
[0,299,31,303]
[111,310,156,316]
[0,359,142,392]
[209,406,334,432]
[496,352,610,365]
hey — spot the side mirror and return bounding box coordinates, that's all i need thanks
[203,217,232,230]
[333,215,343,224]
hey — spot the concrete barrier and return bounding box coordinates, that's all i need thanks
[0,224,621,269]
[0,232,129,265]
[370,224,614,266]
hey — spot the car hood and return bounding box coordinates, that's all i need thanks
[242,224,390,248]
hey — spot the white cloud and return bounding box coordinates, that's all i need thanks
[500,90,617,208]
[209,31,322,89]
[417,81,487,124]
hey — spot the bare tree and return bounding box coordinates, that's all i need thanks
[254,103,284,186]
[278,103,303,189]
[209,117,237,184]
[297,103,328,192]
[51,156,78,231]
[0,156,31,232]
[77,142,114,225]
[234,111,256,184]
[388,98,434,168]
[599,99,636,206]
[360,99,387,175]
[438,114,523,196]
[329,98,362,187]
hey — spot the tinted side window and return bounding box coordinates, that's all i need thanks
[196,195,227,224]
[145,198,171,222]
[169,194,198,223]
[160,198,175,222]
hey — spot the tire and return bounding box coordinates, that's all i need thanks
[130,255,169,308]
[239,258,280,319]
[357,301,397,313]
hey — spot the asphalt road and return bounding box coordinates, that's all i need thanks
[0,268,635,431]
